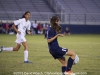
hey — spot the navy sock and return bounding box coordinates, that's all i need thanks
[66,57,74,71]
[61,66,66,75]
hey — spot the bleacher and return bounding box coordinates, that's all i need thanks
[0,0,100,24]
[56,0,100,24]
[57,0,100,13]
[0,0,54,21]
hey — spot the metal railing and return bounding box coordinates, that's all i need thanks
[0,11,100,25]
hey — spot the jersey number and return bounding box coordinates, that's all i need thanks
[62,48,66,52]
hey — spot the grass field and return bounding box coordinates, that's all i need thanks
[0,34,100,75]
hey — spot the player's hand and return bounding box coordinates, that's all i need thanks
[27,31,32,35]
[29,32,32,35]
[17,31,21,34]
[57,34,65,37]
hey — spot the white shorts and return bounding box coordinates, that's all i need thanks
[15,35,26,45]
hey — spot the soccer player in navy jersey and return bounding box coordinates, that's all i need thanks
[47,16,78,75]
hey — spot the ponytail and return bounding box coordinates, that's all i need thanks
[22,11,30,18]
[22,15,25,18]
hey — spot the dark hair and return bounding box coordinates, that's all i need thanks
[50,16,62,33]
[22,11,30,18]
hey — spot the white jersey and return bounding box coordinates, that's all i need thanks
[14,18,31,36]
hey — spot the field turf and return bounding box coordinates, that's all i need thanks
[0,34,100,75]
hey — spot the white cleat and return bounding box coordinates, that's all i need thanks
[73,55,79,65]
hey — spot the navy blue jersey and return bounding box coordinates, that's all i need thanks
[47,27,60,51]
[47,26,68,59]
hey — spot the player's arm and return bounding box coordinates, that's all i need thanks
[47,34,64,43]
[27,22,32,35]
[13,19,22,34]
[12,24,21,34]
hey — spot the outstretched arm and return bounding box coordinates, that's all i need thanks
[47,34,64,43]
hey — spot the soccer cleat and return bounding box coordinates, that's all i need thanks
[0,46,4,53]
[73,55,79,65]
[24,60,32,63]
[64,70,75,75]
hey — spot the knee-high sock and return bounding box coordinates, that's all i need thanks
[24,50,28,61]
[66,57,74,71]
[3,47,13,51]
[62,66,66,75]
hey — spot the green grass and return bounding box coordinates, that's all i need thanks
[0,34,100,75]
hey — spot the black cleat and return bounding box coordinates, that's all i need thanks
[24,60,32,63]
[0,46,4,53]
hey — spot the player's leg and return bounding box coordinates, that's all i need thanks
[0,43,21,52]
[65,50,76,73]
[13,43,21,51]
[22,41,31,63]
[58,57,67,75]
[58,56,76,75]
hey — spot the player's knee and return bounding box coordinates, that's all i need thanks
[14,47,19,51]
[68,50,76,59]
[71,51,76,59]
[72,51,76,57]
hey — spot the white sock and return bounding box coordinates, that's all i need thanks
[24,50,28,61]
[3,47,13,51]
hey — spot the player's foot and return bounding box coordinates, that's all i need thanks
[73,61,75,65]
[0,46,4,53]
[64,70,75,75]
[24,60,32,63]
[73,55,79,65]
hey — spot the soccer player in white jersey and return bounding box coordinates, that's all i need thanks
[0,11,32,63]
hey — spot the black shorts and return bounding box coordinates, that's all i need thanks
[49,47,68,59]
